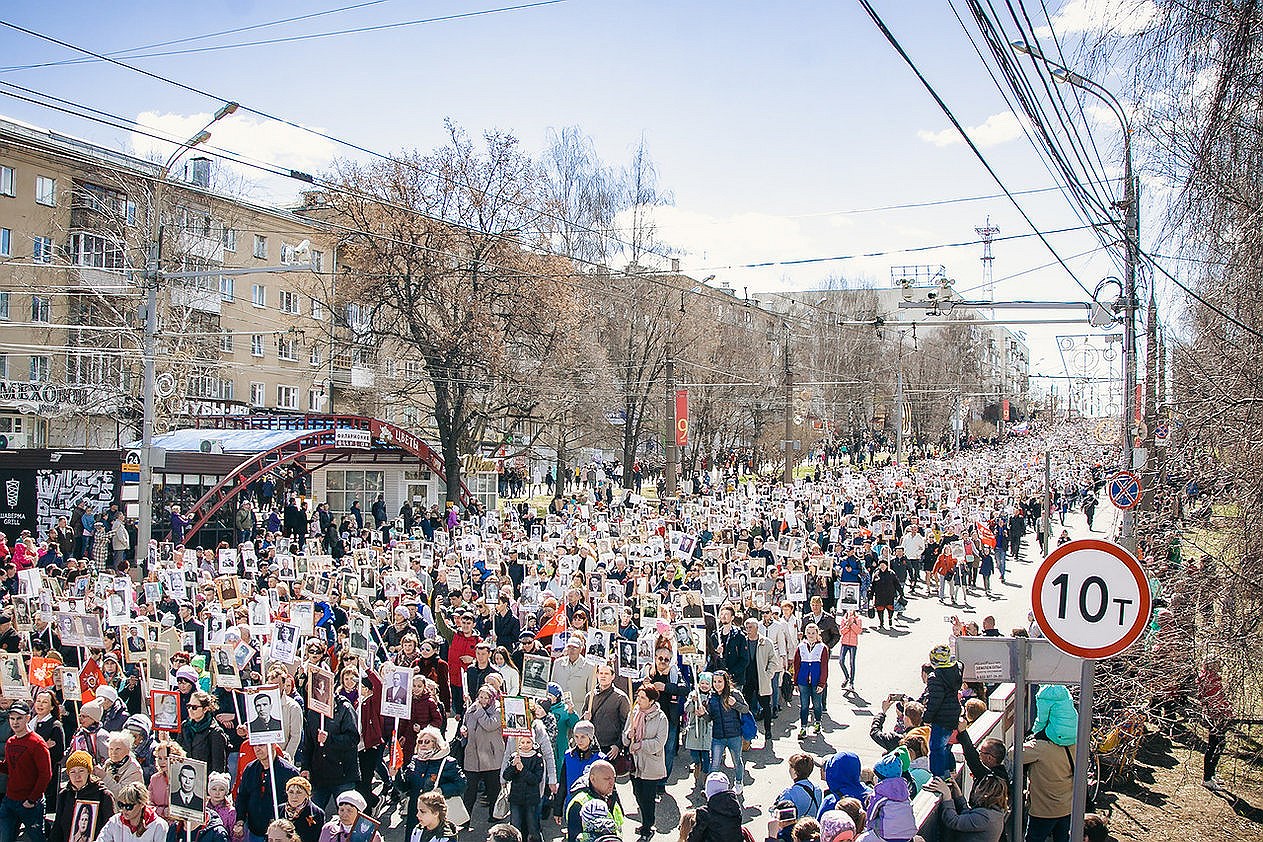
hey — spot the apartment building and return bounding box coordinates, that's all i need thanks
[0,115,389,450]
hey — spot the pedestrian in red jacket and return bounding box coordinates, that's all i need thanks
[0,700,53,839]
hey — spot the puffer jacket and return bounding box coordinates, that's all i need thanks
[923,663,963,729]
[687,790,743,842]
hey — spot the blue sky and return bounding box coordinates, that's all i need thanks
[0,0,1151,389]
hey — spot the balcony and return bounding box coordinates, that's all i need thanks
[170,282,221,315]
[331,365,376,389]
[73,266,132,293]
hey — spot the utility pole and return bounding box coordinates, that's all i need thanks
[1042,449,1052,556]
[1119,145,1139,552]
[138,104,236,562]
[783,329,794,484]
[664,356,677,499]
[1141,289,1158,513]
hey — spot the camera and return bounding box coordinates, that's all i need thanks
[776,808,797,822]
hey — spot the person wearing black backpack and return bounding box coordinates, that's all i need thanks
[774,754,823,828]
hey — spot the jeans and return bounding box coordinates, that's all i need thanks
[690,749,711,775]
[510,801,541,842]
[312,781,356,815]
[798,684,823,727]
[631,777,665,835]
[711,735,744,785]
[929,724,954,777]
[838,645,857,685]
[665,719,680,775]
[997,548,1008,580]
[1025,815,1071,842]
[0,796,44,842]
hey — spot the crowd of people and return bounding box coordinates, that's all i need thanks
[0,423,1127,842]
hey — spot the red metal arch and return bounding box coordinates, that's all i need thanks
[179,415,473,544]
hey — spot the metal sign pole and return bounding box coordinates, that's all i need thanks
[1010,637,1027,842]
[1069,659,1095,842]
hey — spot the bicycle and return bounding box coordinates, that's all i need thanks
[1086,707,1149,804]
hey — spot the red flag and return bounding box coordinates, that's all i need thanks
[536,603,567,639]
[389,736,404,774]
[28,656,57,688]
[975,521,996,549]
[78,657,107,703]
[675,390,689,447]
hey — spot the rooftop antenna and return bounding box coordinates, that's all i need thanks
[975,215,1000,319]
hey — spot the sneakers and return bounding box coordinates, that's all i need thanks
[811,723,821,736]
[734,782,744,795]
[1203,777,1225,791]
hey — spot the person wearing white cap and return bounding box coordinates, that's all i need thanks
[549,636,595,709]
[315,790,380,842]
[96,685,128,732]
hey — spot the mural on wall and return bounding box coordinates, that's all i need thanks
[36,470,117,534]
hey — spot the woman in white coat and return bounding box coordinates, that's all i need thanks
[97,783,169,842]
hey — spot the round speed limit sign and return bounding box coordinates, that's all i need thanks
[1032,539,1152,660]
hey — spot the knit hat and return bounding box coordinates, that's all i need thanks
[573,720,595,738]
[95,686,119,705]
[208,772,232,791]
[124,714,152,739]
[336,790,367,811]
[284,775,312,796]
[79,700,104,723]
[175,666,200,685]
[65,750,95,773]
[819,810,856,842]
[705,772,731,799]
[873,751,903,780]
[547,683,564,701]
[929,644,956,668]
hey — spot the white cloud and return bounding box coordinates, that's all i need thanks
[918,111,1024,148]
[131,110,342,203]
[1036,0,1158,37]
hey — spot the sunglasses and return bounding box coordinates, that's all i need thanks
[188,703,204,710]
[117,802,138,809]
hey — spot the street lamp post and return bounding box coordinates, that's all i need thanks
[1011,40,1139,554]
[137,103,237,563]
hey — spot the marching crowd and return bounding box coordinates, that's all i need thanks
[0,424,1119,842]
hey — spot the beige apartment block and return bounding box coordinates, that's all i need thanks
[0,115,398,450]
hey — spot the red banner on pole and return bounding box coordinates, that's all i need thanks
[1002,399,1010,422]
[674,389,689,447]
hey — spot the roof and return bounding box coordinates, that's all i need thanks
[139,428,307,454]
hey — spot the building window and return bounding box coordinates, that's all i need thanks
[28,355,50,382]
[253,234,267,259]
[277,385,298,409]
[308,388,324,411]
[324,469,385,516]
[277,336,297,361]
[278,290,299,314]
[30,296,50,323]
[0,354,7,379]
[251,284,265,308]
[221,226,236,251]
[70,232,125,270]
[0,166,13,197]
[311,298,325,320]
[249,382,265,407]
[220,331,233,352]
[32,236,53,263]
[0,293,8,320]
[219,274,234,302]
[35,176,56,206]
[309,345,322,367]
[251,335,263,358]
[311,250,324,272]
[0,228,8,257]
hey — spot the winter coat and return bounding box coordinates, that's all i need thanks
[99,756,144,798]
[51,778,115,842]
[687,790,744,842]
[706,690,750,741]
[501,749,545,804]
[819,752,871,816]
[938,796,1005,842]
[866,775,917,841]
[623,704,668,781]
[460,701,506,773]
[682,688,714,752]
[236,756,301,837]
[193,809,231,842]
[562,745,604,798]
[583,685,631,752]
[176,718,228,774]
[296,697,360,790]
[97,812,169,842]
[747,636,779,697]
[923,664,963,729]
[1032,684,1077,746]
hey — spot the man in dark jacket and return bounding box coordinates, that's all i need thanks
[687,773,743,842]
[296,693,359,812]
[711,606,750,685]
[493,596,521,649]
[923,645,963,777]
[237,745,301,842]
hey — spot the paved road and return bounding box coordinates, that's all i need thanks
[373,495,1117,840]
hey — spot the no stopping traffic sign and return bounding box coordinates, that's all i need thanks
[1032,539,1152,660]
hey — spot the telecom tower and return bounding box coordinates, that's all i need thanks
[975,216,1000,316]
